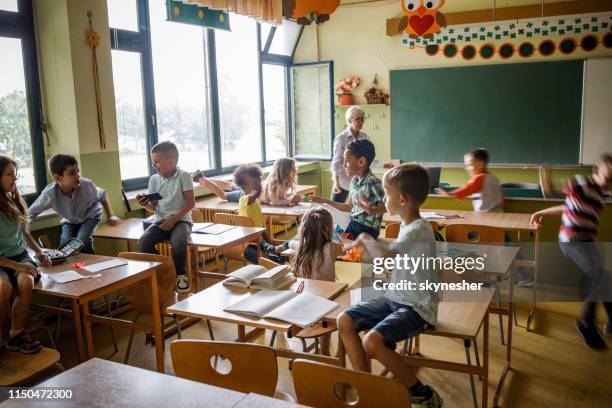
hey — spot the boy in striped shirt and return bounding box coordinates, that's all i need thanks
[531,153,612,350]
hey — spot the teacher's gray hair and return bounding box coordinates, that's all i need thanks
[345,106,365,124]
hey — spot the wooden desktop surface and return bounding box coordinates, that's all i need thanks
[1,358,304,408]
[196,199,314,217]
[94,218,265,248]
[384,209,536,231]
[35,253,159,300]
[167,279,347,332]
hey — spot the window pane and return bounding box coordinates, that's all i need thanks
[149,0,213,173]
[111,50,149,180]
[107,0,138,31]
[263,64,287,161]
[0,37,35,194]
[215,14,262,166]
[0,0,18,12]
[292,63,332,159]
[269,20,300,56]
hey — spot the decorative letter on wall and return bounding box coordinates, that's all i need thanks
[398,0,447,38]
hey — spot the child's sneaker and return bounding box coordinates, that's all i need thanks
[176,275,190,293]
[6,331,42,354]
[575,320,607,350]
[411,386,443,408]
[517,279,534,288]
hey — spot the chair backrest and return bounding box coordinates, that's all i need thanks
[445,224,505,243]
[259,257,280,270]
[117,252,177,313]
[213,212,255,227]
[191,208,205,223]
[171,340,278,396]
[292,359,410,407]
[386,221,441,239]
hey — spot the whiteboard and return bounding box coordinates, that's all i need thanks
[581,58,612,165]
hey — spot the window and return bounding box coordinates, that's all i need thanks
[111,50,148,180]
[149,0,213,173]
[107,0,138,32]
[0,0,45,196]
[262,64,288,161]
[215,14,262,167]
[291,62,334,159]
[268,19,301,56]
[109,0,297,189]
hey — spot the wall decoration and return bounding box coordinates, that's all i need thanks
[335,76,361,105]
[283,0,340,25]
[85,11,106,150]
[398,0,447,38]
[166,0,230,30]
[401,12,612,60]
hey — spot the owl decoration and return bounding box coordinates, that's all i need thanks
[283,0,340,25]
[398,0,447,38]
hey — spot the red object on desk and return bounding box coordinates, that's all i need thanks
[72,262,86,270]
[296,280,305,294]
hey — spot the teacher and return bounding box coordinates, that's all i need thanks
[330,106,390,202]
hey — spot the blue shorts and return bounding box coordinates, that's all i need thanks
[344,297,432,349]
[345,220,380,240]
[225,188,244,202]
[0,251,39,287]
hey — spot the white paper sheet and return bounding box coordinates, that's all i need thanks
[49,270,88,284]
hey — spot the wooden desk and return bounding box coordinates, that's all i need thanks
[94,218,266,288]
[385,208,541,332]
[167,279,347,366]
[1,358,304,407]
[34,254,165,372]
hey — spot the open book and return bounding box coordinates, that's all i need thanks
[224,290,339,327]
[223,264,296,290]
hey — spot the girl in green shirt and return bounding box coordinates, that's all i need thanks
[0,156,51,353]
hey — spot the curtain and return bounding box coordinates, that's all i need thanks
[182,0,283,25]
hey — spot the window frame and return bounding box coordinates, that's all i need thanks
[110,1,299,190]
[0,0,46,202]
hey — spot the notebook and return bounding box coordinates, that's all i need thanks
[224,290,339,327]
[194,223,236,235]
[48,270,99,284]
[83,259,127,273]
[223,264,296,290]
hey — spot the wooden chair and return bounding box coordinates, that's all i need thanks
[292,359,411,407]
[385,221,441,239]
[212,213,259,273]
[444,224,512,345]
[171,340,290,399]
[269,215,299,240]
[116,252,213,364]
[0,347,63,386]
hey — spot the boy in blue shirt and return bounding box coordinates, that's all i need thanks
[338,163,442,408]
[310,139,385,240]
[137,141,195,292]
[29,154,120,254]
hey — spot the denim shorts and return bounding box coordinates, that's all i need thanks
[225,188,244,202]
[0,251,38,287]
[344,296,432,349]
[345,220,380,240]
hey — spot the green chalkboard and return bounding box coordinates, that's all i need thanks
[390,60,583,164]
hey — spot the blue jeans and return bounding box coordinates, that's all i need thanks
[60,217,101,254]
[344,297,432,349]
[345,220,380,240]
[138,221,193,276]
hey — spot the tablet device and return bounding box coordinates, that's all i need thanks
[141,192,163,202]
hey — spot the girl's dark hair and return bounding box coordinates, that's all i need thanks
[233,163,263,188]
[292,207,333,279]
[0,155,28,224]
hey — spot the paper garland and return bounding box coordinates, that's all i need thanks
[401,12,612,59]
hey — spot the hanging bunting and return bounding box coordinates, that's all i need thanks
[166,0,230,30]
[401,12,612,59]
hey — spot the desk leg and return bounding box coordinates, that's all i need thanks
[507,265,514,364]
[81,301,94,359]
[526,229,540,332]
[483,311,489,408]
[71,299,86,362]
[149,269,165,373]
[237,325,246,342]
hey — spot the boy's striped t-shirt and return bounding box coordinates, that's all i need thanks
[559,175,605,242]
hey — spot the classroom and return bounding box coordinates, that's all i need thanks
[1,0,611,407]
